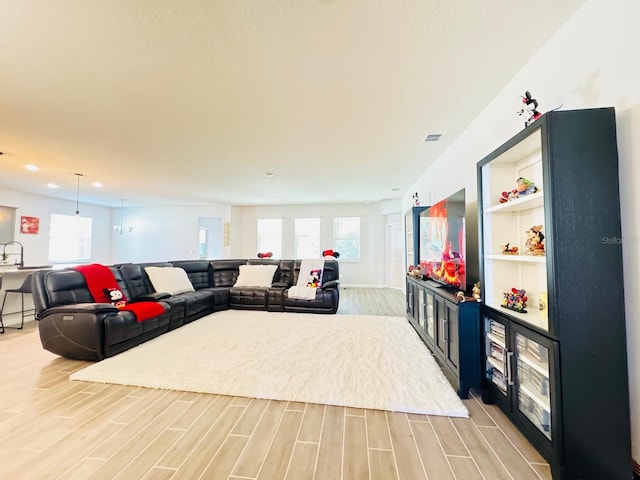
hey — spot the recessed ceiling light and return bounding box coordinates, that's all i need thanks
[25,164,39,171]
[47,183,59,189]
[92,181,103,188]
[264,172,274,178]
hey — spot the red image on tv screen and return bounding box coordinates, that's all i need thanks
[418,189,466,289]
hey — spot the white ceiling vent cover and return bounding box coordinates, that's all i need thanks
[423,133,445,143]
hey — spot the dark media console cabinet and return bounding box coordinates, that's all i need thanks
[406,276,480,398]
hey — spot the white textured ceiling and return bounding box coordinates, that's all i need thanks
[0,0,585,207]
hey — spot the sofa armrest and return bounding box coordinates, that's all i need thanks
[37,304,118,361]
[38,303,119,318]
[322,280,340,289]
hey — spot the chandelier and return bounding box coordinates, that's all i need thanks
[113,199,133,235]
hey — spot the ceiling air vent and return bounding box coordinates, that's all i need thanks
[423,133,444,143]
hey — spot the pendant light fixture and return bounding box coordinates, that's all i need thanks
[74,173,83,216]
[113,199,133,234]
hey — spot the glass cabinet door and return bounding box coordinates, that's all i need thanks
[484,316,508,398]
[417,288,426,330]
[515,333,552,440]
[406,281,415,318]
[425,292,434,341]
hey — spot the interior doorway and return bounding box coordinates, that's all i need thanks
[386,222,404,290]
[197,217,222,259]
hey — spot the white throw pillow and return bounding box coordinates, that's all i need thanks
[233,264,278,287]
[145,266,195,295]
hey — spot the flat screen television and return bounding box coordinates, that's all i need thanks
[418,188,466,289]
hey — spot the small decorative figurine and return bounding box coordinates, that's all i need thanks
[499,177,539,203]
[407,265,422,278]
[502,287,528,313]
[500,243,519,255]
[472,282,481,301]
[413,192,420,206]
[525,225,545,255]
[455,282,481,303]
[539,291,548,312]
[517,91,542,127]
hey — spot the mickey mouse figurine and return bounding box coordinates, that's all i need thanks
[517,91,542,127]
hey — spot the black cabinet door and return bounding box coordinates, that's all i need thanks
[511,321,561,464]
[435,297,448,358]
[446,302,460,371]
[406,280,416,319]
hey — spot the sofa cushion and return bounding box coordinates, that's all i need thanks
[145,266,195,295]
[233,264,278,287]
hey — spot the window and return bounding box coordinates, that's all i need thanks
[334,217,360,260]
[257,218,282,258]
[48,213,93,263]
[295,218,320,259]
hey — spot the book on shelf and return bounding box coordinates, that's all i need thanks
[489,320,505,338]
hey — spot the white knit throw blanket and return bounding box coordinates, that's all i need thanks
[288,258,325,300]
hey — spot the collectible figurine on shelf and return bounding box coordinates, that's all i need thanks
[472,282,481,301]
[499,177,539,203]
[407,265,422,278]
[525,225,545,255]
[455,282,481,303]
[517,91,542,127]
[413,192,420,206]
[500,243,519,255]
[502,287,528,313]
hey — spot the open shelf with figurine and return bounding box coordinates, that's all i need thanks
[477,108,631,480]
[479,127,548,331]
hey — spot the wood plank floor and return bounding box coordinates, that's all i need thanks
[0,287,551,479]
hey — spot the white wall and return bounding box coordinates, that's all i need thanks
[110,204,231,264]
[230,203,388,287]
[405,0,640,463]
[0,188,233,266]
[0,188,112,266]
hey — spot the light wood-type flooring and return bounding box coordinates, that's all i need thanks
[0,287,551,479]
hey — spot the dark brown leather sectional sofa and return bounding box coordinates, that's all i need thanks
[32,258,339,361]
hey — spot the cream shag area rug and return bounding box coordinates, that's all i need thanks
[70,310,468,417]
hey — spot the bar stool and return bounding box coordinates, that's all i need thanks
[0,273,34,332]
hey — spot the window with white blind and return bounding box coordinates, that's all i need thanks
[294,217,320,259]
[334,217,360,260]
[256,218,282,258]
[48,213,93,263]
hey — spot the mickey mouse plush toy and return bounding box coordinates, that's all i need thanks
[104,287,126,309]
[307,269,322,288]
